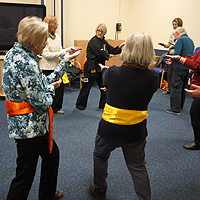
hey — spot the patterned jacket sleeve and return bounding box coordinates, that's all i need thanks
[17,57,55,114]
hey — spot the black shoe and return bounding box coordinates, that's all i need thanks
[183,141,200,150]
[76,105,86,110]
[162,91,170,95]
[88,184,107,200]
[166,109,181,115]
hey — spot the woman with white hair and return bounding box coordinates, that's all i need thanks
[2,16,80,200]
[76,23,125,110]
[88,32,159,200]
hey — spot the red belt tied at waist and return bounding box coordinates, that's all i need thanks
[5,99,54,153]
[175,56,190,63]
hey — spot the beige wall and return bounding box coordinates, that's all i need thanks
[2,0,200,50]
[130,0,200,50]
[59,0,200,49]
[1,0,41,4]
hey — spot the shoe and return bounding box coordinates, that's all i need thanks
[162,91,170,94]
[76,105,86,110]
[183,141,200,150]
[166,109,180,115]
[51,191,63,200]
[56,110,64,114]
[88,184,107,200]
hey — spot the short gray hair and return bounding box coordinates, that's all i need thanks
[175,27,187,34]
[17,16,48,48]
[120,32,155,66]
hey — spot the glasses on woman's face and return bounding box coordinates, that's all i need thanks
[52,23,59,27]
[97,29,103,34]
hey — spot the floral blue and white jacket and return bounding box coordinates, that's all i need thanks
[2,42,71,139]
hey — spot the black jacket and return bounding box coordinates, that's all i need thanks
[98,65,159,143]
[84,35,121,76]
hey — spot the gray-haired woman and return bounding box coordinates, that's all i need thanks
[89,32,159,200]
[3,16,80,200]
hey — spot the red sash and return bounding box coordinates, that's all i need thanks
[5,99,54,153]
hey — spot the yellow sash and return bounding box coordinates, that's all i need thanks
[102,103,148,125]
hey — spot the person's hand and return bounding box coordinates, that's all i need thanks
[165,58,172,65]
[51,79,62,89]
[158,43,165,47]
[165,55,180,60]
[71,46,82,51]
[189,69,194,73]
[98,63,108,70]
[64,50,81,60]
[119,42,125,48]
[185,84,200,97]
[100,87,107,92]
[109,54,116,58]
[168,41,175,46]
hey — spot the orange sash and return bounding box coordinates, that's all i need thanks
[5,99,54,153]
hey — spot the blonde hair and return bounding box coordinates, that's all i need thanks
[43,15,57,32]
[120,32,155,66]
[95,23,107,35]
[17,16,48,48]
[172,17,183,27]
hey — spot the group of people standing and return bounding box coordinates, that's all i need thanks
[2,14,200,200]
[159,17,200,151]
[3,14,158,200]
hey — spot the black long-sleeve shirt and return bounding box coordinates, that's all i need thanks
[98,65,159,143]
[86,35,121,71]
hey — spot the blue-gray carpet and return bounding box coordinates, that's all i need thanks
[0,81,199,200]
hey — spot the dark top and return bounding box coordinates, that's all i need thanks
[97,65,159,143]
[173,34,194,57]
[85,35,121,74]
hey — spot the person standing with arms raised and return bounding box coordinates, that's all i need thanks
[76,23,125,110]
[3,16,80,200]
[165,27,194,115]
[158,17,183,95]
[88,32,159,200]
[41,15,81,114]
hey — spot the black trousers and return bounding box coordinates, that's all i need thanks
[170,63,189,112]
[93,134,151,200]
[42,70,64,113]
[190,97,200,142]
[76,72,106,109]
[167,63,174,93]
[6,133,59,200]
